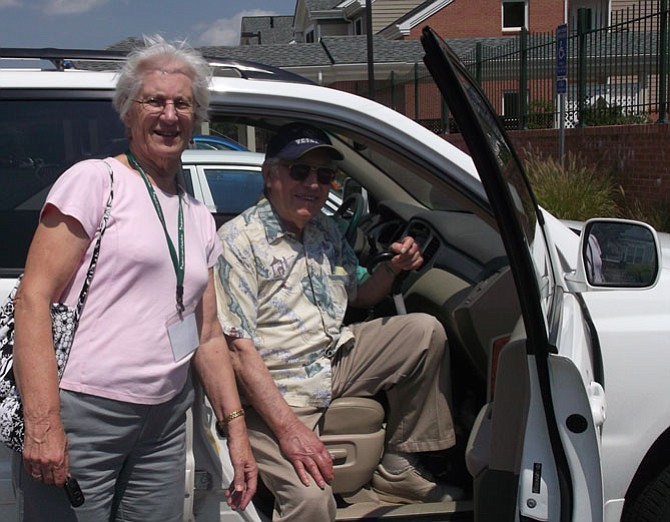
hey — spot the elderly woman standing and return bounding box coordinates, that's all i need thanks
[12,36,256,521]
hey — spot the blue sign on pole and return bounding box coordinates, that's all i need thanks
[556,78,567,94]
[556,23,568,78]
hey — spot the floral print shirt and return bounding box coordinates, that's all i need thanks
[215,198,359,407]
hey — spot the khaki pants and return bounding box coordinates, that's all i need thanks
[247,313,455,521]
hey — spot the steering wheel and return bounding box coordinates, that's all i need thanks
[365,251,395,273]
[365,251,410,315]
[335,193,365,246]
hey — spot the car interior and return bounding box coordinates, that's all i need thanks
[199,116,524,519]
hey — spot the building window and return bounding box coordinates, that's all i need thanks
[354,18,363,35]
[502,90,528,125]
[503,91,520,119]
[306,29,315,43]
[578,8,593,31]
[502,1,527,30]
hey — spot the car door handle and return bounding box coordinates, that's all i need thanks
[588,381,607,429]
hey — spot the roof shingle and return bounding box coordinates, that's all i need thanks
[240,16,295,45]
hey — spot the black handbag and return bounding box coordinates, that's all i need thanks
[0,160,113,452]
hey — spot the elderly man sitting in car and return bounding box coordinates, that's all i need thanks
[214,122,462,521]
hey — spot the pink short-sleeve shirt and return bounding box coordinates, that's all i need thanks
[47,157,222,404]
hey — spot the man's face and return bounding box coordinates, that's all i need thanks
[264,149,337,235]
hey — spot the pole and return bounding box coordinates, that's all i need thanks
[556,23,568,166]
[559,93,565,167]
[658,0,668,123]
[366,0,375,100]
[519,28,528,130]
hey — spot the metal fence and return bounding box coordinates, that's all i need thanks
[363,0,670,133]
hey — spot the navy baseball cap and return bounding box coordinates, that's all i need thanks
[266,123,343,161]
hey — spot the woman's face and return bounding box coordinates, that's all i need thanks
[124,70,195,164]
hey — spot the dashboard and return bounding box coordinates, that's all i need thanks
[357,199,518,385]
[362,200,508,286]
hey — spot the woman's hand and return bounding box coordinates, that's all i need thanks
[22,415,69,486]
[15,209,88,489]
[194,271,258,509]
[225,426,258,510]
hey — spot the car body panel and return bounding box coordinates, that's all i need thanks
[563,219,670,521]
[584,282,670,520]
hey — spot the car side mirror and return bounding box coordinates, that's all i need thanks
[580,219,661,288]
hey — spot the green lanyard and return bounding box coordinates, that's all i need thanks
[126,151,185,313]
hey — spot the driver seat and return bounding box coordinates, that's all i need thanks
[320,397,386,495]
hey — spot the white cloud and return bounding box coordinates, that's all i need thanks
[0,0,20,7]
[42,0,108,15]
[196,9,277,46]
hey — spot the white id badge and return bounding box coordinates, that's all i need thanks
[167,312,199,361]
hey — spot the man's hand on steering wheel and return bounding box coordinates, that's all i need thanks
[387,236,423,273]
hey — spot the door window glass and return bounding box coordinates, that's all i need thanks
[0,99,126,270]
[204,168,264,214]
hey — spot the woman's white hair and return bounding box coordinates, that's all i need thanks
[113,34,211,126]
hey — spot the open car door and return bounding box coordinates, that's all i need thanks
[420,27,604,522]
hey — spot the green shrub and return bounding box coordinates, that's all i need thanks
[524,149,670,232]
[581,97,648,126]
[524,150,619,221]
[617,191,670,232]
[527,99,554,129]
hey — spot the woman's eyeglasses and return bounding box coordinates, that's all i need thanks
[284,163,337,185]
[133,96,195,115]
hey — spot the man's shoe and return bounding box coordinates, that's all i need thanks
[371,464,464,504]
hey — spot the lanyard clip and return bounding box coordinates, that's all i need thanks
[176,285,185,314]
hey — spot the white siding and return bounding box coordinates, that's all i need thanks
[371,0,425,33]
[611,0,642,12]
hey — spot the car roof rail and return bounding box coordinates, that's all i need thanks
[204,58,314,83]
[0,48,127,71]
[0,47,313,83]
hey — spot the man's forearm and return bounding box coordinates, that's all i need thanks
[350,261,397,308]
[228,338,303,438]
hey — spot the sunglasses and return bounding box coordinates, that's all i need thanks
[284,163,337,185]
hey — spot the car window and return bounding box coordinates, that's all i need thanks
[192,135,247,151]
[203,168,263,214]
[0,99,126,271]
[327,131,480,214]
[193,141,224,150]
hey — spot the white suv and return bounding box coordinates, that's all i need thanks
[1,28,670,522]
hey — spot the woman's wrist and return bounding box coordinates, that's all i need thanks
[215,408,245,437]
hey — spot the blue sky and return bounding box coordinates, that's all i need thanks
[0,0,297,49]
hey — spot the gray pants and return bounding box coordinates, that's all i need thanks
[247,313,455,521]
[13,382,194,522]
